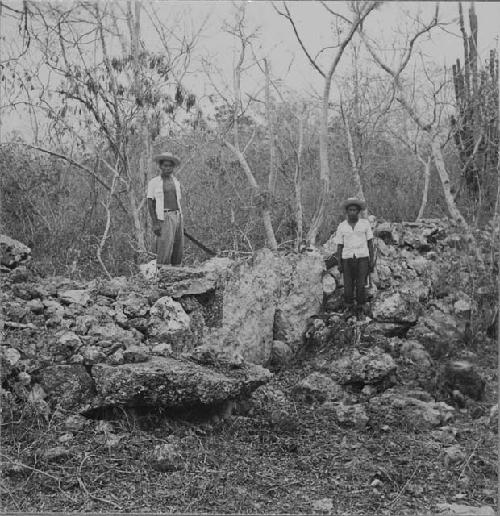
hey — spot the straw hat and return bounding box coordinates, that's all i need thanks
[153,152,180,166]
[341,197,366,210]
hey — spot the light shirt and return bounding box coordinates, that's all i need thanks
[333,218,373,259]
[147,175,182,220]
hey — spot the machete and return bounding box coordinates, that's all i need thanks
[183,229,217,256]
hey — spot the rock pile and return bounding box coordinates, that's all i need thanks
[293,218,494,430]
[1,239,324,418]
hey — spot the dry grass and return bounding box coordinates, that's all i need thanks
[1,354,497,515]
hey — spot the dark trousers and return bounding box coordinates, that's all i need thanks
[343,256,369,306]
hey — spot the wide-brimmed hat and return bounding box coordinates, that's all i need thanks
[341,197,366,210]
[153,152,180,166]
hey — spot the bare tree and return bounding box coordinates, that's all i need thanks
[360,5,483,259]
[275,1,379,245]
[221,5,278,250]
[3,0,204,265]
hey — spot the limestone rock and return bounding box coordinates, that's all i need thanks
[292,372,343,403]
[151,437,183,472]
[399,340,432,368]
[64,414,88,432]
[1,347,21,372]
[39,365,94,410]
[56,332,83,354]
[90,356,271,409]
[371,292,420,324]
[269,340,293,368]
[151,343,173,357]
[116,292,150,319]
[148,296,191,345]
[88,322,138,344]
[107,349,125,365]
[435,503,495,516]
[329,347,396,386]
[204,249,324,364]
[185,345,244,369]
[96,277,128,298]
[322,402,369,430]
[369,388,454,430]
[0,234,31,268]
[26,299,44,314]
[82,346,107,365]
[407,308,463,358]
[58,289,91,306]
[122,345,150,364]
[444,444,465,465]
[158,257,232,297]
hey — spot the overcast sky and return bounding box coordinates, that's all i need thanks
[1,1,499,139]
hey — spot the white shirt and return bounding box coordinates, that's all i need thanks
[333,219,373,259]
[146,175,182,220]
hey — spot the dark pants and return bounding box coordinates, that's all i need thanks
[343,256,369,306]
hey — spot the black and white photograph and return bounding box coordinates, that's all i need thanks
[0,1,499,514]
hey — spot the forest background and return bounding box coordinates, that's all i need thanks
[1,0,499,278]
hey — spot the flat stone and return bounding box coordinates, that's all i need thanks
[435,503,495,515]
[89,356,272,409]
[158,257,232,297]
[59,289,91,306]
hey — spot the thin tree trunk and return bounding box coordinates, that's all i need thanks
[341,99,365,202]
[265,59,277,196]
[416,153,432,221]
[431,138,466,222]
[294,112,305,249]
[225,13,278,251]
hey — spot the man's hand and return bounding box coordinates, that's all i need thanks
[369,260,375,273]
[153,221,162,236]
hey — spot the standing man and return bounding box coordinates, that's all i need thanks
[147,152,184,266]
[334,198,374,316]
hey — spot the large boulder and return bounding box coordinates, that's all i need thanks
[204,249,324,363]
[0,235,31,269]
[89,356,271,410]
[406,307,463,358]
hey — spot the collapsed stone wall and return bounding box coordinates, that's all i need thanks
[295,217,495,431]
[0,244,323,417]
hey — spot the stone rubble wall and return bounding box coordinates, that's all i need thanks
[1,241,323,416]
